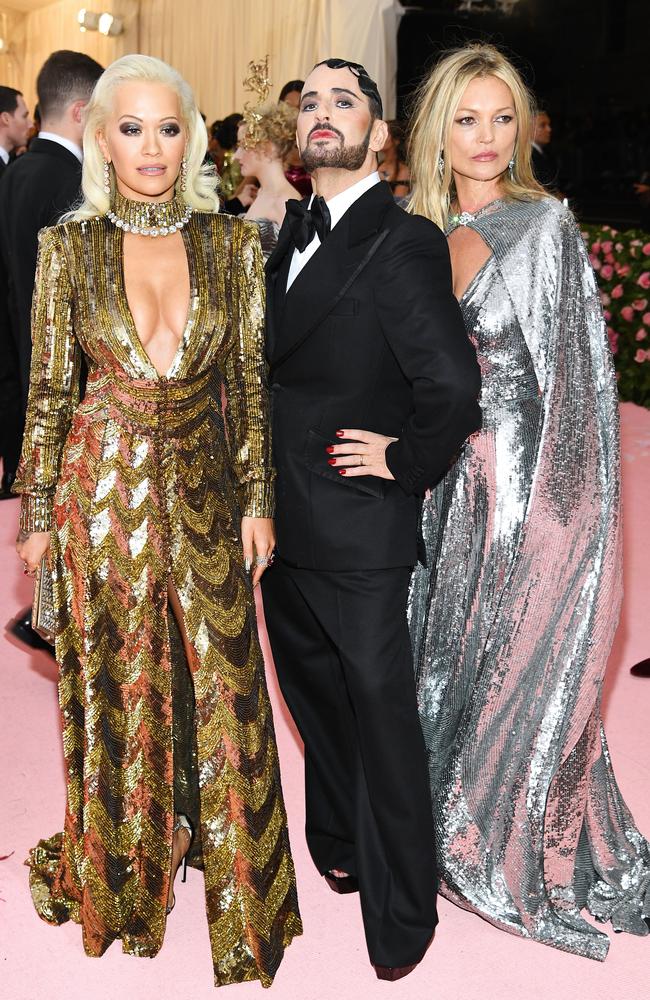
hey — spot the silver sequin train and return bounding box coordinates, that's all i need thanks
[409,196,650,960]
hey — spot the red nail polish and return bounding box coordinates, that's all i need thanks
[336,430,344,437]
[328,458,337,466]
[326,446,334,453]
[339,468,347,475]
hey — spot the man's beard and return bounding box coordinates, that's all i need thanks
[301,122,372,173]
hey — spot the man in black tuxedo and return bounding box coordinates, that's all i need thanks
[0,86,33,498]
[0,51,102,646]
[262,59,481,980]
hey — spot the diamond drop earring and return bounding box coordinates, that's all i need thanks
[438,152,445,178]
[103,159,111,195]
[180,158,187,192]
[508,157,515,179]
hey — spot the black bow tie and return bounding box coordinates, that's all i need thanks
[286,196,332,253]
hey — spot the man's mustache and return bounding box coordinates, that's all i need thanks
[307,122,345,143]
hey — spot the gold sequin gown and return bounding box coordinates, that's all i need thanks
[14,194,302,987]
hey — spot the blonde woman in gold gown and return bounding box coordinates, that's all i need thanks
[14,54,301,987]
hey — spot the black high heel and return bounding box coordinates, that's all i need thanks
[167,814,193,914]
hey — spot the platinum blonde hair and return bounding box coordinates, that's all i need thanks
[68,54,219,221]
[408,44,545,230]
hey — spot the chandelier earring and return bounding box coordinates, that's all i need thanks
[438,152,445,178]
[103,159,111,195]
[180,157,187,192]
[508,156,515,179]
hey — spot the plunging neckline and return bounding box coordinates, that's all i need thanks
[458,253,494,304]
[115,221,195,380]
[447,197,504,303]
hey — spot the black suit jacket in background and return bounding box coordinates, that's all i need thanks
[531,144,560,190]
[265,180,482,571]
[0,137,82,404]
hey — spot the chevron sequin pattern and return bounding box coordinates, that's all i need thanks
[16,204,302,987]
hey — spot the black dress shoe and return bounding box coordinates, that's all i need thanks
[374,962,419,982]
[630,658,650,677]
[373,931,435,982]
[8,607,55,655]
[323,870,359,894]
[0,469,17,499]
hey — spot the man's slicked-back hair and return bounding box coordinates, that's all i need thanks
[0,86,22,116]
[37,50,103,120]
[313,58,383,121]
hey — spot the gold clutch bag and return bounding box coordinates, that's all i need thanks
[33,555,56,645]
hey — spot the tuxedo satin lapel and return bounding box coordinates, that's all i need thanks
[265,216,296,362]
[269,182,396,370]
[271,214,357,368]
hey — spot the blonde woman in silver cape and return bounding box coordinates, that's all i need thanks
[407,45,650,960]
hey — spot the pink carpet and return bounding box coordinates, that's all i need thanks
[1,402,648,1000]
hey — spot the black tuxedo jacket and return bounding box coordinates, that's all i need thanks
[265,180,481,571]
[0,137,82,402]
[531,145,559,190]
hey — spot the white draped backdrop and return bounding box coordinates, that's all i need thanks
[0,0,403,122]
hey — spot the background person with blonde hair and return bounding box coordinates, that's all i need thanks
[234,100,301,257]
[407,43,650,960]
[13,53,301,987]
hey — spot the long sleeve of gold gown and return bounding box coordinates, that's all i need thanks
[15,205,301,988]
[15,228,82,532]
[222,224,275,518]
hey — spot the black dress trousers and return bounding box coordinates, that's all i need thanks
[262,559,438,967]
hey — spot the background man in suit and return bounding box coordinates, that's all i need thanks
[262,59,481,981]
[0,50,102,644]
[0,51,102,418]
[0,86,32,174]
[531,109,560,190]
[0,86,33,498]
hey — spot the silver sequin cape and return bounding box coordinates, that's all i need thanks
[409,196,650,960]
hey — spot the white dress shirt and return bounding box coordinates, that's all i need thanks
[0,146,10,166]
[38,131,83,163]
[286,171,381,290]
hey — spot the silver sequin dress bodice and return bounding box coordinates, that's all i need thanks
[409,196,650,961]
[462,255,540,415]
[251,217,280,260]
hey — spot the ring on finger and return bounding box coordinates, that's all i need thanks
[358,454,364,467]
[255,555,269,567]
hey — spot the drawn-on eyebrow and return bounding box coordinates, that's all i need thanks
[455,106,515,114]
[300,87,360,103]
[117,114,180,123]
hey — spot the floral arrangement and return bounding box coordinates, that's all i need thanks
[582,224,650,407]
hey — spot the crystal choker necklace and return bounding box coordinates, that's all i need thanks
[448,198,505,229]
[107,192,192,237]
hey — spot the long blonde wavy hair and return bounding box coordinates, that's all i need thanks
[68,54,219,221]
[408,44,545,230]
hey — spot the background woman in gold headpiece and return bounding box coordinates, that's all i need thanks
[234,101,302,258]
[14,53,301,987]
[234,61,302,259]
